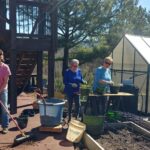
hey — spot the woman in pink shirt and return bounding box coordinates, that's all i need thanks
[0,49,11,134]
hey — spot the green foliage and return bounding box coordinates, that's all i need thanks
[58,0,150,70]
[69,36,111,64]
[82,70,93,87]
[107,0,150,43]
[55,79,64,93]
[44,0,150,92]
[58,0,124,72]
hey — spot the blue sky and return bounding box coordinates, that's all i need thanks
[138,0,150,11]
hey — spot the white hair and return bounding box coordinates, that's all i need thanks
[70,59,79,65]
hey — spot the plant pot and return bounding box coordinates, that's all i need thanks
[22,109,35,117]
[95,87,106,95]
[83,115,104,136]
[81,87,91,96]
[16,116,28,129]
[110,85,120,94]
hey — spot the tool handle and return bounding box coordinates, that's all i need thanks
[36,92,46,102]
[36,92,55,106]
[0,101,26,136]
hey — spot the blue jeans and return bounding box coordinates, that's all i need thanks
[67,94,80,121]
[0,90,9,128]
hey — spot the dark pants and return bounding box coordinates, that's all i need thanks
[67,94,80,121]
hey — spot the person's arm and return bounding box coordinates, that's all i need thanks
[99,69,114,85]
[99,80,113,85]
[63,70,70,86]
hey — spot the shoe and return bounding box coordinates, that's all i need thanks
[2,128,8,134]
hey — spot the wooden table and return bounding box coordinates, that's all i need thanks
[84,92,134,115]
[89,92,133,97]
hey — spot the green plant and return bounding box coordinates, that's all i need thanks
[55,79,64,93]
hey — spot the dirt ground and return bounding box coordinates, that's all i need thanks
[0,92,74,150]
[96,128,150,150]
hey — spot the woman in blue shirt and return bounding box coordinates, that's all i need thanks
[92,57,114,114]
[93,56,114,93]
[63,59,87,122]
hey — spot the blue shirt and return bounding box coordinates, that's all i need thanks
[63,68,84,95]
[93,66,111,92]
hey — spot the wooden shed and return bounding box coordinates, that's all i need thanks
[0,0,57,114]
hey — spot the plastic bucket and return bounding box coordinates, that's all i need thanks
[66,120,86,143]
[38,98,65,126]
[83,115,104,136]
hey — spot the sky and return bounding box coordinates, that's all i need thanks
[138,0,150,11]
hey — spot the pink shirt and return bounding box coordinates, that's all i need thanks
[0,62,11,91]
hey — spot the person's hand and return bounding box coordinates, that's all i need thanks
[109,81,114,85]
[35,88,42,94]
[82,80,87,84]
[70,83,78,88]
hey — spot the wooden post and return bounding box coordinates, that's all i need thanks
[48,0,57,98]
[37,51,43,91]
[0,0,6,30]
[9,52,17,114]
[36,5,45,92]
[9,0,17,114]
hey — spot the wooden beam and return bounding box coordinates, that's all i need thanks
[16,33,50,39]
[16,0,49,7]
[48,0,58,98]
[37,51,43,91]
[36,6,45,92]
[16,39,51,51]
[0,30,10,43]
[0,0,7,29]
[9,0,17,114]
[10,0,16,49]
[9,51,17,114]
[83,133,105,150]
[0,15,10,24]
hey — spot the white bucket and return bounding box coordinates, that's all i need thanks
[66,120,86,143]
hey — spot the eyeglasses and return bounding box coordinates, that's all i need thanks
[105,61,111,65]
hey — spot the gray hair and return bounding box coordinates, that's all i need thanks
[70,59,79,65]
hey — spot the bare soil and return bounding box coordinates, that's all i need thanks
[96,128,150,150]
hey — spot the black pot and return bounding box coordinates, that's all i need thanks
[22,109,35,117]
[17,116,28,129]
[110,85,120,94]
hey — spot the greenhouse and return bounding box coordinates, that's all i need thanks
[111,34,150,114]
